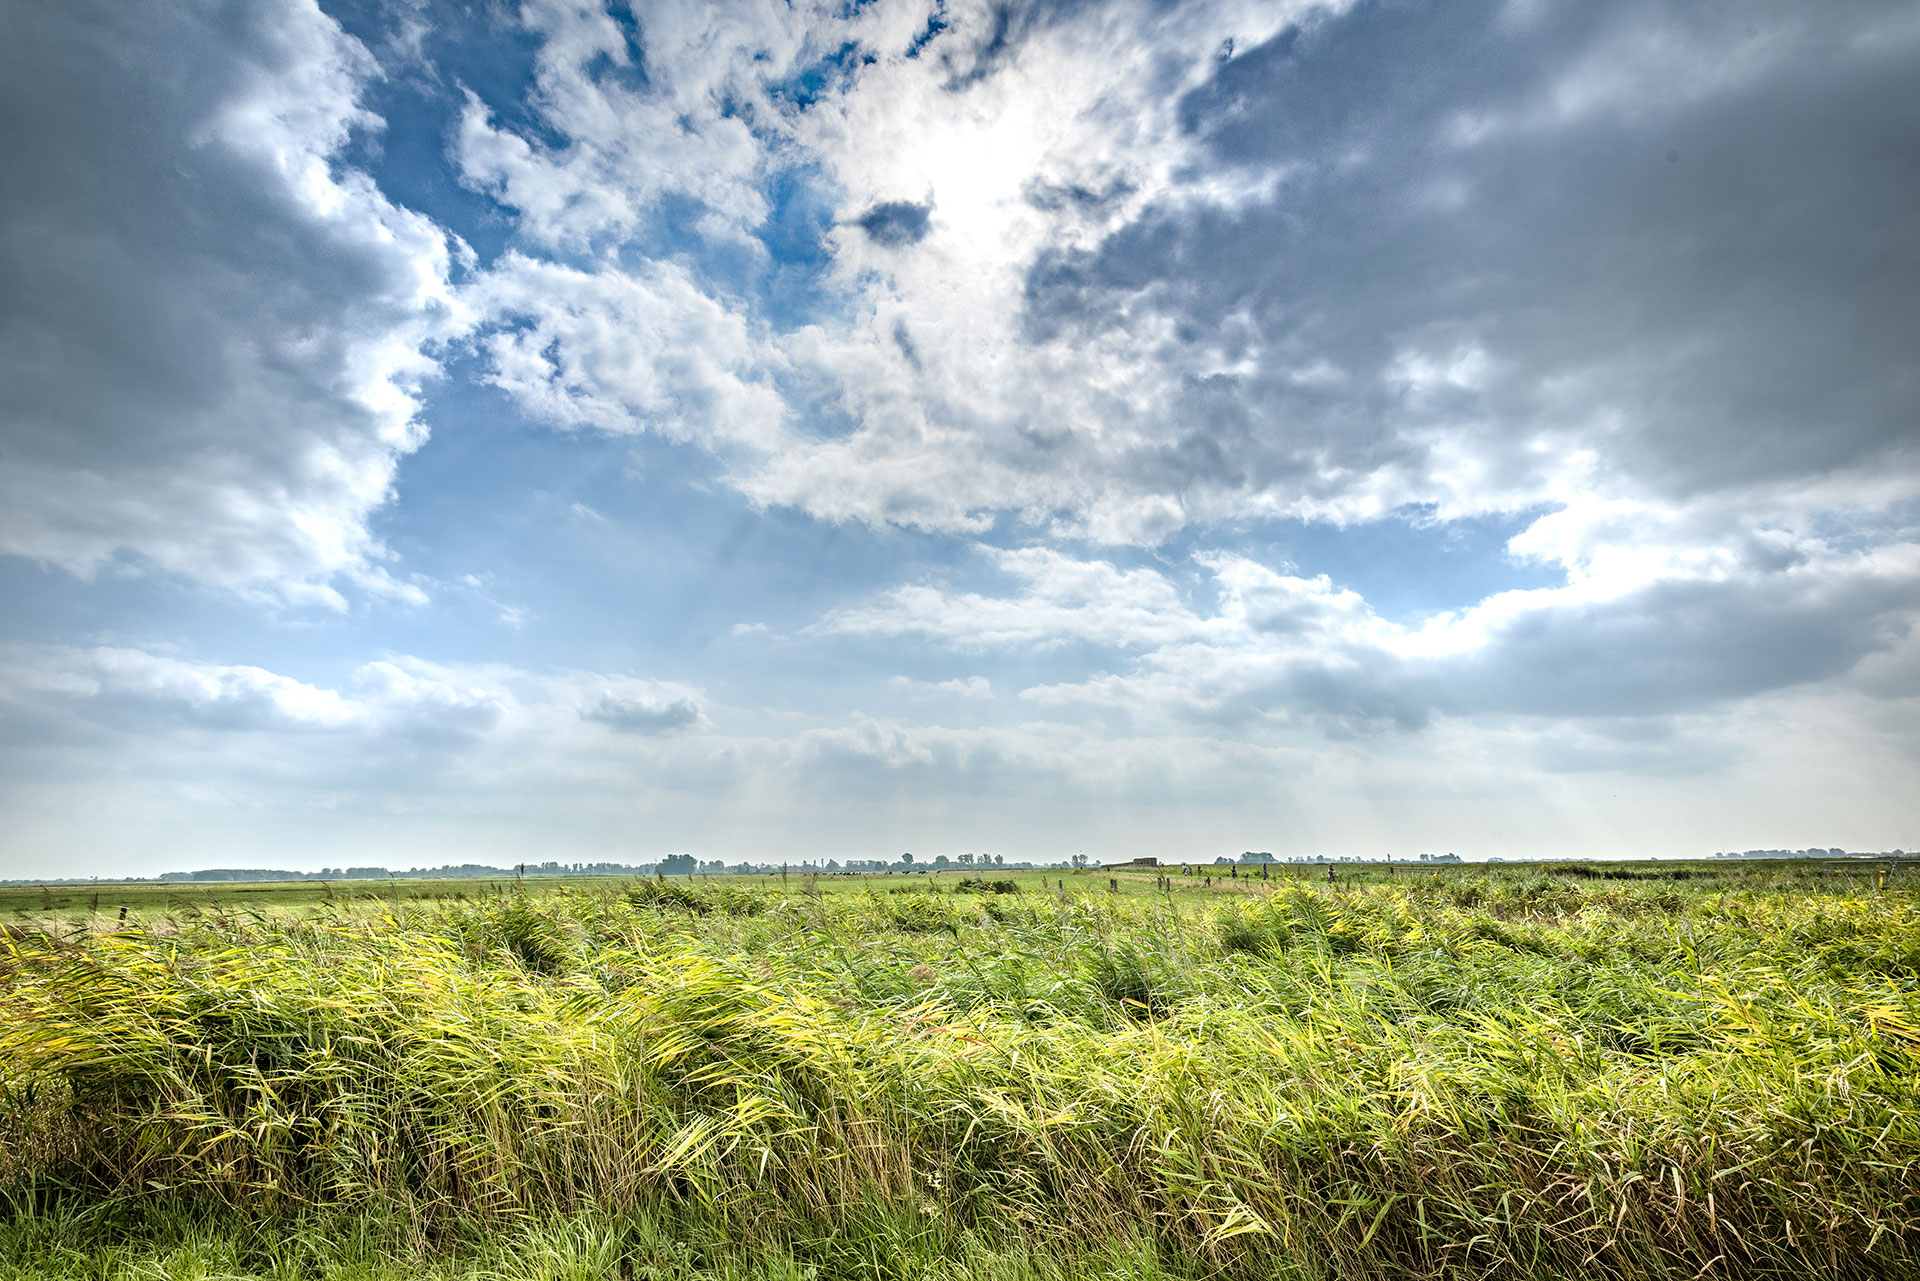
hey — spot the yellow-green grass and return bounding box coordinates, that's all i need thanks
[3,865,1918,1279]
[0,857,1869,918]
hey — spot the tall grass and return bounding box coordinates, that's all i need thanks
[3,872,1919,1278]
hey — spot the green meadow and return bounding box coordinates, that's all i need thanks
[2,861,1917,1279]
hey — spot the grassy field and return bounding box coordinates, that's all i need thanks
[2,861,1917,1279]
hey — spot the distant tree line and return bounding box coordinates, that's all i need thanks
[20,847,1899,888]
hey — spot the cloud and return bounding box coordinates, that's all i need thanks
[582,688,707,735]
[0,642,1162,863]
[1013,0,1920,527]
[350,660,508,744]
[3,637,1915,870]
[0,646,515,746]
[0,0,463,605]
[454,573,533,629]
[439,0,1917,581]
[821,535,1920,732]
[889,675,995,699]
[23,1,1896,609]
[0,644,710,768]
[854,200,934,246]
[815,546,1200,648]
[452,0,1330,541]
[17,647,364,735]
[449,0,832,249]
[465,252,785,449]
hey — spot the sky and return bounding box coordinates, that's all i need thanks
[2,0,1918,875]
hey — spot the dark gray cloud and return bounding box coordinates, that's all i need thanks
[1022,0,1920,509]
[583,691,705,734]
[0,0,453,600]
[854,200,934,246]
[934,0,1054,92]
[1022,175,1137,216]
[1240,561,1914,734]
[1427,573,1915,720]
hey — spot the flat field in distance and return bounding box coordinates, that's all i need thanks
[0,857,1873,915]
[2,860,1917,1280]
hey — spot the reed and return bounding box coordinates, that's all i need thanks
[2,868,1917,1278]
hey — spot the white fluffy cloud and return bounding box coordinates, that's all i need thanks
[817,531,1920,735]
[888,675,994,699]
[450,0,1920,564]
[816,547,1202,649]
[453,0,821,247]
[2,647,497,744]
[465,253,785,448]
[0,644,709,772]
[452,0,1339,538]
[0,0,462,605]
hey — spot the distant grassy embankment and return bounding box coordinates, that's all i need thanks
[2,861,1917,1279]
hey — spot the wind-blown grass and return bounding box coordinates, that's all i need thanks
[2,869,1918,1278]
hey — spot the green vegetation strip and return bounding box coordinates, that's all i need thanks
[2,867,1919,1279]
